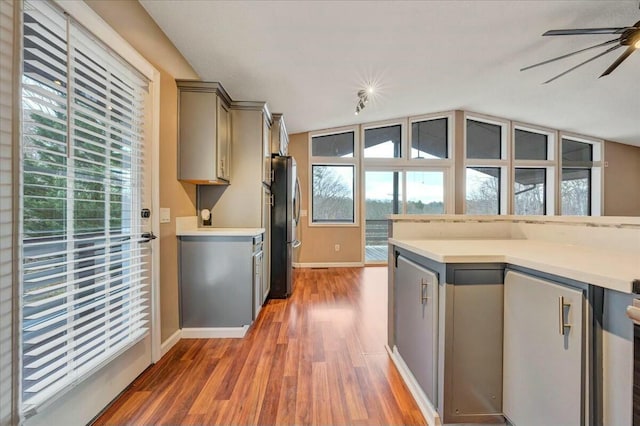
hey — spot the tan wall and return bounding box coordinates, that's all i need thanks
[157,71,196,341]
[604,140,640,217]
[86,0,198,342]
[288,133,363,265]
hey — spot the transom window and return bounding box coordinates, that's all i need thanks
[364,124,401,158]
[311,131,354,157]
[411,117,448,159]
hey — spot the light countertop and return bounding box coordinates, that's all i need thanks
[389,238,640,294]
[176,216,264,237]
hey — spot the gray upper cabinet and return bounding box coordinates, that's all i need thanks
[271,113,289,155]
[177,81,232,184]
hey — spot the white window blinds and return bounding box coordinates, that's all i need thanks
[21,0,150,411]
[1,0,15,424]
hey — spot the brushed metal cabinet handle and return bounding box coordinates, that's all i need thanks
[421,277,429,304]
[558,296,572,335]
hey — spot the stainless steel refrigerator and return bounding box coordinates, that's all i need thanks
[270,155,301,298]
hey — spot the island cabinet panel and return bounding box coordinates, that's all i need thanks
[395,255,438,403]
[442,264,504,424]
[503,270,584,426]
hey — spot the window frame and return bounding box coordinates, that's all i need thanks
[559,133,602,216]
[511,123,556,215]
[463,112,510,214]
[308,125,359,227]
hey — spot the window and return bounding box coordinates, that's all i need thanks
[514,129,547,160]
[311,131,354,157]
[561,169,591,215]
[411,117,448,159]
[513,126,554,215]
[20,0,150,411]
[406,171,445,214]
[466,119,502,159]
[364,171,401,262]
[363,169,447,262]
[466,167,501,215]
[561,137,599,216]
[311,165,355,223]
[364,124,401,158]
[514,168,546,215]
[309,127,358,225]
[465,115,508,214]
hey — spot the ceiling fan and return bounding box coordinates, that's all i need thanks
[522,19,640,83]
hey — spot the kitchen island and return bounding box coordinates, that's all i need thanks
[387,215,640,426]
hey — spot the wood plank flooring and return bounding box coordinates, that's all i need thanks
[93,267,426,425]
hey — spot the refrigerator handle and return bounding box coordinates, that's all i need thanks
[294,177,301,225]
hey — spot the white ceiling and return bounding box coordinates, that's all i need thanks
[140,0,640,146]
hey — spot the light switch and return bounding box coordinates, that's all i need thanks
[160,208,171,224]
[300,209,308,217]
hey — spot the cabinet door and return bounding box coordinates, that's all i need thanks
[263,118,272,184]
[395,255,438,403]
[279,128,288,155]
[503,270,583,426]
[178,90,217,181]
[253,250,263,319]
[216,98,231,181]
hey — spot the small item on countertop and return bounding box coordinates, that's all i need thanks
[200,208,212,227]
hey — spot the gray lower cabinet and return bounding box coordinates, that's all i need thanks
[503,270,585,426]
[395,255,438,403]
[179,235,263,328]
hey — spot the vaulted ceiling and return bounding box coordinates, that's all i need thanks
[140,0,640,146]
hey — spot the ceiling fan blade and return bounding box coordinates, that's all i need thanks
[543,27,629,36]
[543,44,622,84]
[521,38,619,71]
[600,45,636,77]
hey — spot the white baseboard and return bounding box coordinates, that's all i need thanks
[160,329,182,357]
[181,326,249,338]
[387,345,441,426]
[293,262,364,268]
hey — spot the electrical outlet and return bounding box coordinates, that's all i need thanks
[334,244,340,252]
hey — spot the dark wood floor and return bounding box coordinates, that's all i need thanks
[94,267,426,425]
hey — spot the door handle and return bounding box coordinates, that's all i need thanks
[294,178,301,225]
[139,232,157,243]
[558,296,571,335]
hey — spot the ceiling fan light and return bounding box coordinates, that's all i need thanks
[635,39,640,49]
